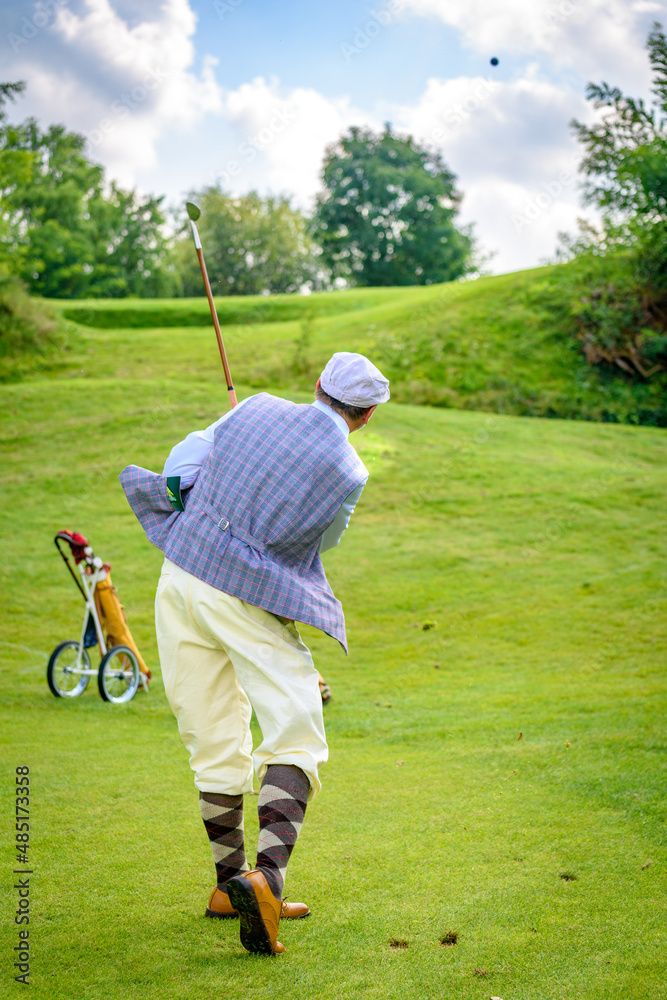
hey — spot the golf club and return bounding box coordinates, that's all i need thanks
[186,200,238,409]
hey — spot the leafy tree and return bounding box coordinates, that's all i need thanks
[312,124,474,287]
[557,23,667,381]
[0,81,32,275]
[570,22,667,217]
[0,84,175,298]
[88,184,178,298]
[173,187,322,296]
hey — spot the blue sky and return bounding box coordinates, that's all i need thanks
[2,0,665,272]
[190,0,483,103]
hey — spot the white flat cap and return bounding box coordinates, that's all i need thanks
[320,352,390,407]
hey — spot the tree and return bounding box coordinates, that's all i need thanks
[556,23,667,383]
[570,22,667,218]
[87,183,178,298]
[0,83,175,298]
[173,187,322,296]
[0,81,32,276]
[312,124,474,287]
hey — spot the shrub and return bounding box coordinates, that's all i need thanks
[555,220,667,380]
[0,272,67,380]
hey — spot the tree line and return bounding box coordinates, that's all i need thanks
[0,83,476,299]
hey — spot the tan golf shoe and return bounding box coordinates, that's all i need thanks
[205,885,310,920]
[225,869,286,955]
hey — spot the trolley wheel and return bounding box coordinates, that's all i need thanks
[47,641,91,698]
[98,645,140,704]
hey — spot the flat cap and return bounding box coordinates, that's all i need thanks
[320,352,390,407]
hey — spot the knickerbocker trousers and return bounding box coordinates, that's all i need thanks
[155,558,328,800]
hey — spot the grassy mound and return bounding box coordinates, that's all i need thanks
[51,265,667,425]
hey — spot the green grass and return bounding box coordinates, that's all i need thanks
[44,266,667,425]
[56,286,419,329]
[1,318,665,998]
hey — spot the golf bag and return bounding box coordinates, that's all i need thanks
[49,530,150,703]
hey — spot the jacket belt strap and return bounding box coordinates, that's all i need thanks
[197,501,266,552]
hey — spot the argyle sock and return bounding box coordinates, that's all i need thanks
[199,791,249,889]
[256,764,309,899]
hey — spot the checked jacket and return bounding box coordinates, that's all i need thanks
[119,392,368,651]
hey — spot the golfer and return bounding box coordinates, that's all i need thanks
[120,352,389,956]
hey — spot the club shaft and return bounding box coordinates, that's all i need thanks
[55,539,87,601]
[195,246,238,409]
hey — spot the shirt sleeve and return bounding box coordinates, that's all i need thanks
[162,397,251,486]
[319,481,366,554]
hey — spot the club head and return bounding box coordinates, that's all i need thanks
[186,201,201,221]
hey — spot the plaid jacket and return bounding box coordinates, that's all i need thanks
[119,393,368,651]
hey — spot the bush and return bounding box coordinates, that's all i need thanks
[0,272,67,380]
[555,220,667,380]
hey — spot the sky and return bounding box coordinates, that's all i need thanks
[2,0,665,273]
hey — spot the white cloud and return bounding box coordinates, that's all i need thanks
[463,178,586,271]
[212,76,376,204]
[8,0,223,185]
[393,72,594,271]
[401,0,663,88]
[395,71,584,180]
[403,0,550,53]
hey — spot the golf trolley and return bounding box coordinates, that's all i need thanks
[48,531,150,704]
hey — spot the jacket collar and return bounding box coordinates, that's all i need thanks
[311,399,349,439]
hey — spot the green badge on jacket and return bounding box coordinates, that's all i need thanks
[166,476,186,512]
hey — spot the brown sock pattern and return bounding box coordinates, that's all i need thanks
[256,764,309,899]
[199,791,249,889]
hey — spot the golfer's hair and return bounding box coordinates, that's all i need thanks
[315,386,371,422]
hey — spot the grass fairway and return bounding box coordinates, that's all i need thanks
[1,321,666,998]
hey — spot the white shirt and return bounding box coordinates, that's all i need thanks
[163,398,367,553]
